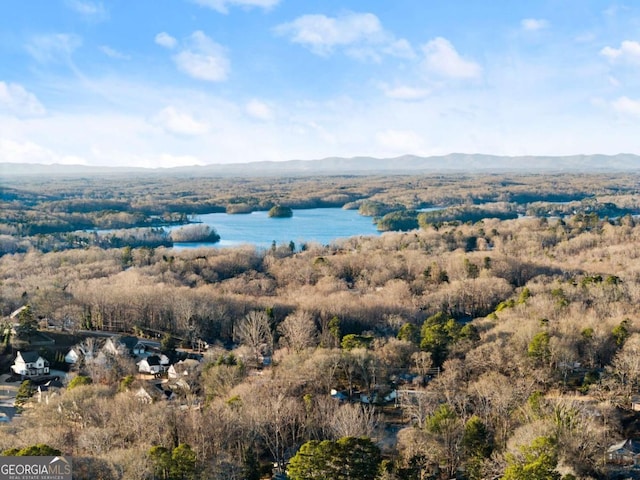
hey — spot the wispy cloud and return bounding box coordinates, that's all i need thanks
[189,0,280,14]
[0,81,46,117]
[153,106,209,136]
[155,32,177,49]
[521,18,549,31]
[601,40,640,64]
[25,33,82,63]
[275,12,414,60]
[275,12,382,56]
[172,31,230,82]
[0,138,85,164]
[612,96,640,116]
[602,5,629,17]
[245,99,273,121]
[422,37,481,79]
[99,45,130,60]
[64,0,109,21]
[376,129,424,154]
[382,85,430,101]
[383,39,415,59]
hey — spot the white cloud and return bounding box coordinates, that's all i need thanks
[0,138,85,165]
[0,82,46,117]
[521,18,549,31]
[275,12,413,60]
[384,39,416,59]
[25,33,82,63]
[603,5,627,17]
[99,45,130,60]
[155,32,177,49]
[382,85,430,101]
[190,0,280,14]
[275,12,382,55]
[601,40,640,64]
[245,99,273,121]
[376,129,424,153]
[612,96,640,116]
[2,77,639,168]
[153,106,209,136]
[64,0,109,21]
[422,37,481,79]
[173,31,230,82]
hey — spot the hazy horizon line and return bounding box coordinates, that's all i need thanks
[2,151,639,171]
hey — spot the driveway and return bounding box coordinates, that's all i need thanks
[0,373,19,422]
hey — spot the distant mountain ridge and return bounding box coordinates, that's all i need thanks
[2,153,639,177]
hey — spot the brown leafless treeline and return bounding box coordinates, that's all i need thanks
[3,212,640,478]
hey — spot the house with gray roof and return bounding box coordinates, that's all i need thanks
[607,439,640,465]
[137,355,163,375]
[11,351,50,377]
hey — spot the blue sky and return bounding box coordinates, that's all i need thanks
[1,0,640,167]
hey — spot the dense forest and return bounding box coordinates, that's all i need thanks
[2,172,640,479]
[2,172,639,253]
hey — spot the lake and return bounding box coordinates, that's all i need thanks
[172,208,381,249]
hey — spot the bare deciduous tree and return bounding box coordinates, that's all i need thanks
[234,310,273,366]
[278,310,317,353]
[329,402,378,439]
[245,386,305,474]
[411,351,433,377]
[604,333,640,403]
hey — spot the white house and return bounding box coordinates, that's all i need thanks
[103,336,138,356]
[11,351,50,377]
[134,385,175,403]
[103,338,125,356]
[167,359,200,379]
[134,386,154,404]
[64,347,81,364]
[137,355,163,375]
[133,342,149,357]
[65,341,98,365]
[87,351,109,367]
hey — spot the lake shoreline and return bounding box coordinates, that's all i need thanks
[169,207,381,249]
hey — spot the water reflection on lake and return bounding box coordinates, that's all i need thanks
[171,208,381,249]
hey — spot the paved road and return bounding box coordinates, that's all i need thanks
[0,374,18,422]
[77,330,161,348]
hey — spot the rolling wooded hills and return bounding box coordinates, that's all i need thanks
[2,153,639,177]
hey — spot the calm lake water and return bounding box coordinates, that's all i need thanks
[172,208,381,249]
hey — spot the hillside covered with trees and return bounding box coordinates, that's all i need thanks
[2,171,639,253]
[2,172,640,479]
